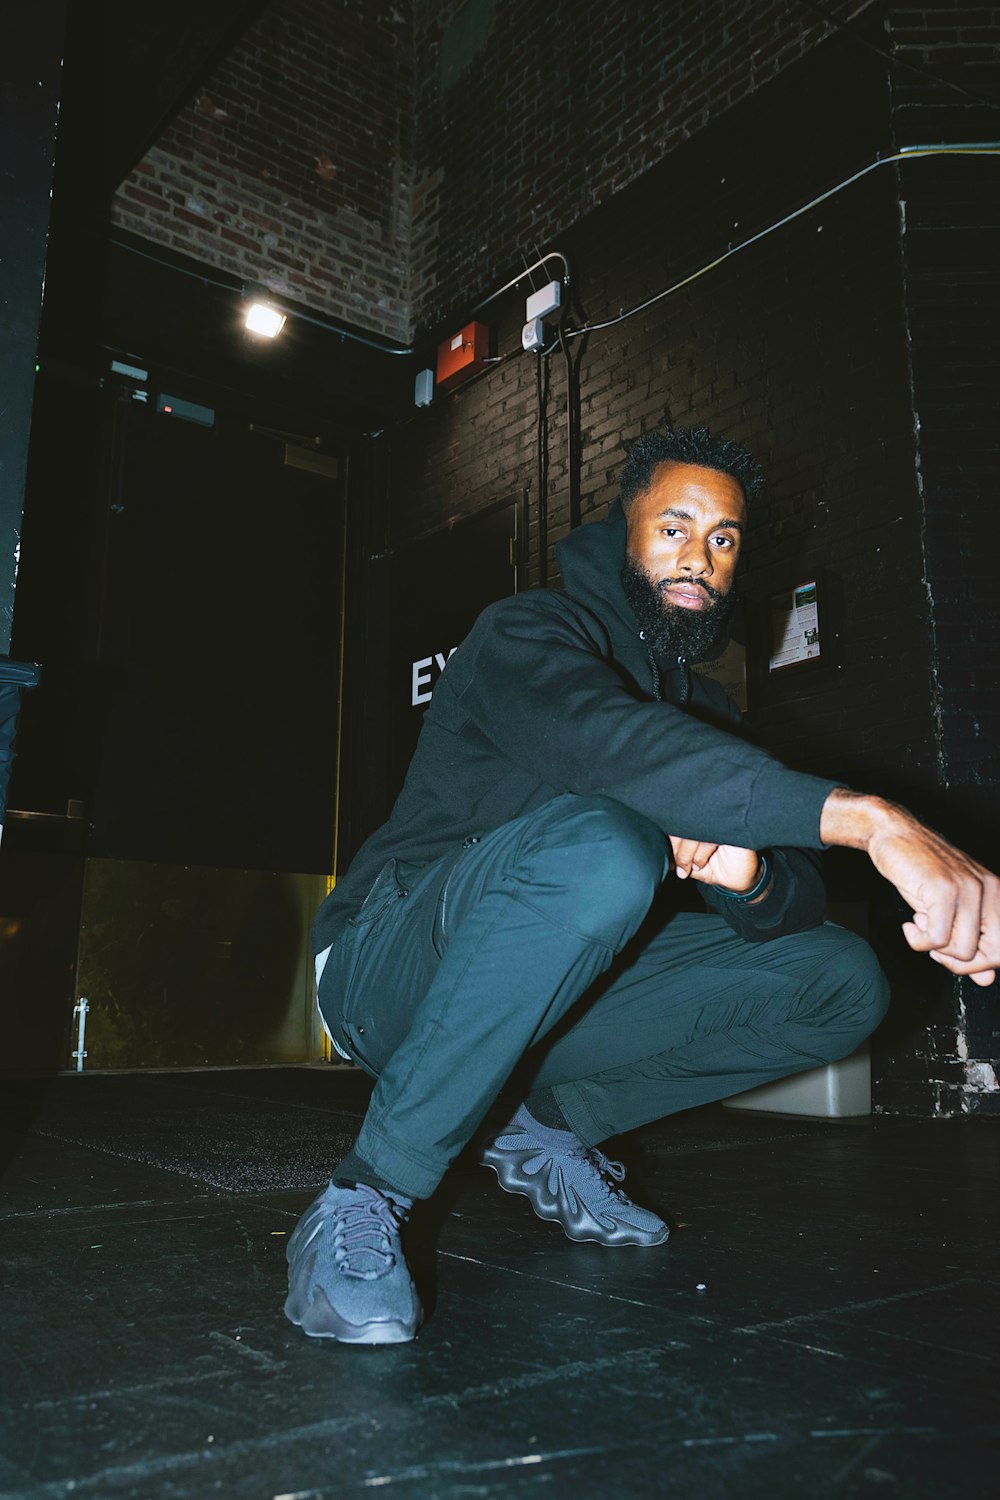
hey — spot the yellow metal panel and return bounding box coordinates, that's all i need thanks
[75,859,328,1069]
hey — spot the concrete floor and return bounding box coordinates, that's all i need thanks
[2,1068,998,1499]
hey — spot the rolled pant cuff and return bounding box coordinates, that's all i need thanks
[551,1081,610,1147]
[356,1119,450,1200]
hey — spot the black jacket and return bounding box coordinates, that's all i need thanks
[313,501,838,952]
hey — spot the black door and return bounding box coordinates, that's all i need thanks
[90,391,344,875]
[384,498,521,805]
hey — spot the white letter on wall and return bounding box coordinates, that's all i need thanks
[411,656,434,705]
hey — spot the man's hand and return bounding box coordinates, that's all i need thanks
[820,789,1000,986]
[669,836,764,896]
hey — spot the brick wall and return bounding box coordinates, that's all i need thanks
[409,0,878,331]
[371,16,1000,1113]
[891,1,1000,134]
[111,0,414,342]
[880,3,1000,1115]
[112,0,878,343]
[108,0,999,1114]
[356,5,999,1118]
[388,25,934,788]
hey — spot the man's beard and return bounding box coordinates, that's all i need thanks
[621,560,735,664]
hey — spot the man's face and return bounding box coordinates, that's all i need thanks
[622,461,746,661]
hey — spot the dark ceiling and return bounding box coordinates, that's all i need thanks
[85,1,270,194]
[38,2,412,431]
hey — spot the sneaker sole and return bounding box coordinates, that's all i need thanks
[483,1158,670,1248]
[284,1287,421,1344]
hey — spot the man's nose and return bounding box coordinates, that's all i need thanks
[678,538,712,575]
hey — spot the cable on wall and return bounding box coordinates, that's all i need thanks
[535,354,549,587]
[563,143,1000,341]
[467,141,999,567]
[471,250,571,316]
[560,292,581,534]
[472,246,577,551]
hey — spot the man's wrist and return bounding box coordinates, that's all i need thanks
[819,788,897,852]
[715,854,770,903]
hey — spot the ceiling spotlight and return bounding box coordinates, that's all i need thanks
[244,302,286,338]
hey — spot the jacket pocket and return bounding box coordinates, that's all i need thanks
[319,860,408,1038]
[347,858,410,930]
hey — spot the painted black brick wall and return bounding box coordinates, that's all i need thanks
[366,27,964,1108]
[881,2,1000,1115]
[391,31,933,788]
[346,6,999,1115]
[410,0,880,330]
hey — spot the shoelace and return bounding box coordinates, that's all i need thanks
[333,1194,407,1281]
[581,1147,630,1201]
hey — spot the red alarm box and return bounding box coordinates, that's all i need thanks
[436,321,490,389]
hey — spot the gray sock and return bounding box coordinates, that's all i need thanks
[512,1101,580,1149]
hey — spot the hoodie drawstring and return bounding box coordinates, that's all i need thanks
[645,647,691,707]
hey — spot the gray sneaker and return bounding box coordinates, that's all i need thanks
[482,1126,669,1247]
[284,1181,423,1343]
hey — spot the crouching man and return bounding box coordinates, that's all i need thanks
[285,425,999,1344]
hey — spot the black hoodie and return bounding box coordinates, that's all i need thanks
[313,501,838,952]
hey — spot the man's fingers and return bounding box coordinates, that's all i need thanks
[669,837,718,878]
[668,836,693,877]
[904,879,985,963]
[946,878,985,964]
[901,917,940,954]
[839,796,1000,981]
[911,892,964,953]
[927,946,996,984]
[903,926,997,985]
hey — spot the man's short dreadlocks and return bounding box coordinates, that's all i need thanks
[619,424,765,511]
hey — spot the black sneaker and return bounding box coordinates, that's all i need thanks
[284,1181,423,1343]
[482,1126,669,1247]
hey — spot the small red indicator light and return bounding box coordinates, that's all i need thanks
[164,405,172,413]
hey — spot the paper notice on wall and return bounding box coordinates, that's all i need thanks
[769,581,820,671]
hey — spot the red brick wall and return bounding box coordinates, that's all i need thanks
[113,0,877,342]
[111,0,414,342]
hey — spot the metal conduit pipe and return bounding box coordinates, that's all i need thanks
[470,249,571,315]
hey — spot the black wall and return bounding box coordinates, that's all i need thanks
[369,28,972,1109]
[391,32,934,797]
[0,2,66,653]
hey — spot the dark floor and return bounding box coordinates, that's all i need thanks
[1,1069,998,1500]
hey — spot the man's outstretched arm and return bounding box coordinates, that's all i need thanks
[819,789,1000,987]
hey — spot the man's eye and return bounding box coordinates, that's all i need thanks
[662,527,682,537]
[713,535,735,548]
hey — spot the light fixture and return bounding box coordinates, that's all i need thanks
[244,301,286,338]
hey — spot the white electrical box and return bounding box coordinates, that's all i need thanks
[414,368,434,407]
[526,279,561,323]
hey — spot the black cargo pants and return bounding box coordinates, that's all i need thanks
[317,794,889,1199]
